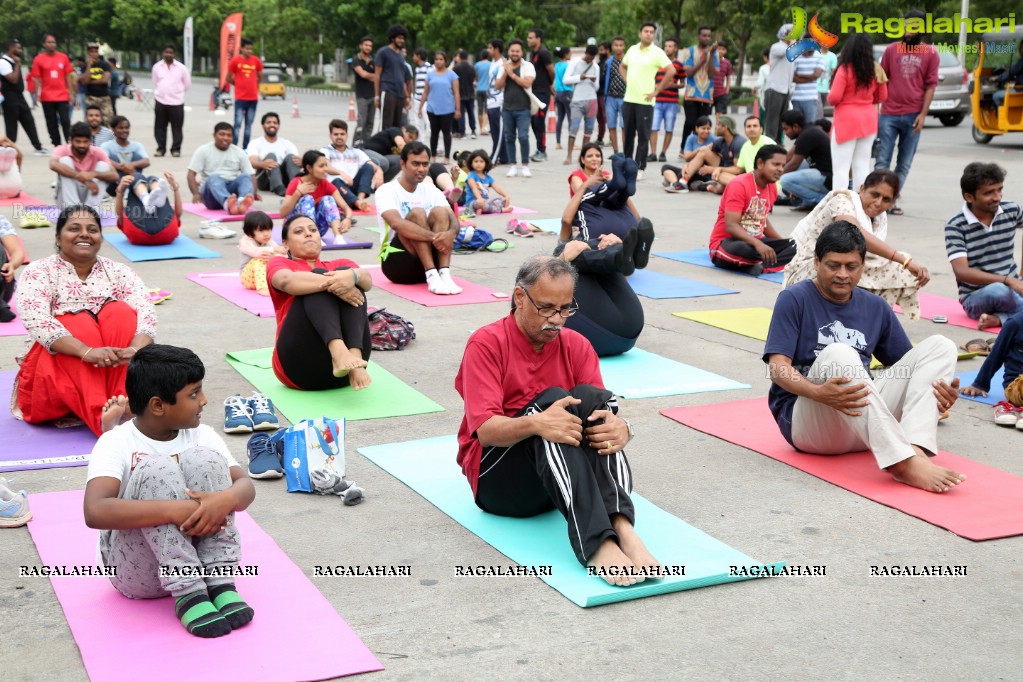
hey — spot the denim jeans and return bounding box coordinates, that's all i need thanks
[780,168,829,207]
[233,99,258,149]
[874,113,921,194]
[790,98,820,126]
[502,108,531,164]
[200,174,254,209]
[960,282,1023,325]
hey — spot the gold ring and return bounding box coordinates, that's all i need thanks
[606,440,611,450]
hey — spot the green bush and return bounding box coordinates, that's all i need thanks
[301,75,326,87]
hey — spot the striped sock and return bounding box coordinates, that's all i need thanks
[208,582,255,629]
[174,589,232,638]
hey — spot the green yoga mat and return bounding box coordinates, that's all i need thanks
[599,348,750,399]
[226,348,443,422]
[358,435,784,607]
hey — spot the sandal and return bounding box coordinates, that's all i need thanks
[960,338,991,356]
[889,206,904,216]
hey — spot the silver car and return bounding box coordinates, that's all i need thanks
[873,44,969,126]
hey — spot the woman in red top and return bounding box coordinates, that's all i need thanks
[279,150,354,243]
[266,214,373,391]
[828,34,888,197]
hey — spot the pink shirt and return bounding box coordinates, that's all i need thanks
[827,64,887,145]
[152,59,192,106]
[52,145,111,172]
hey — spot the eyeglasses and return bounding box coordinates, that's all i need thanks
[520,287,578,318]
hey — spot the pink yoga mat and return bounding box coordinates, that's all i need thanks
[27,490,384,681]
[183,203,282,223]
[0,193,47,207]
[662,397,1023,541]
[913,293,1001,333]
[472,205,537,216]
[186,272,274,317]
[0,371,97,471]
[0,299,28,336]
[365,265,509,307]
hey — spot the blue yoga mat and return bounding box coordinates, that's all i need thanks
[655,249,784,283]
[599,348,750,399]
[956,368,1006,406]
[525,218,561,234]
[358,435,784,607]
[104,232,219,262]
[627,269,737,299]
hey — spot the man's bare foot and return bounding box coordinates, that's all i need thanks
[101,395,130,433]
[616,522,663,578]
[349,367,372,390]
[332,355,368,378]
[588,538,641,587]
[887,449,966,493]
[239,194,254,213]
[977,313,1000,330]
[225,194,239,214]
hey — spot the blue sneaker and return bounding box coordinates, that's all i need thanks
[248,393,279,431]
[0,478,32,527]
[224,394,254,433]
[246,433,284,479]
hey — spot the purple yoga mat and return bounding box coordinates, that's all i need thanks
[0,370,97,472]
[186,272,274,317]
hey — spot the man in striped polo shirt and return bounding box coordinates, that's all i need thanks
[945,162,1023,330]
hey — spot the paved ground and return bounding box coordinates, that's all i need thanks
[2,77,1023,680]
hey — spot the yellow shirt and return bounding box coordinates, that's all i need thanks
[621,43,671,105]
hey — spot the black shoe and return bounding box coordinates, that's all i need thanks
[0,301,15,323]
[634,218,655,270]
[646,153,658,163]
[774,195,792,206]
[620,228,638,276]
[658,152,666,162]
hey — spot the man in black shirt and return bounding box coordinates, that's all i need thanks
[358,124,418,182]
[527,29,554,162]
[452,50,477,139]
[0,39,46,153]
[595,41,610,146]
[79,42,112,126]
[352,36,376,145]
[779,110,832,209]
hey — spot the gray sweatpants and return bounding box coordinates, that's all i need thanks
[100,447,241,599]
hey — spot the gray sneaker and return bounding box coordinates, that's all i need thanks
[529,151,546,162]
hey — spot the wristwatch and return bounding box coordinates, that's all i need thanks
[622,418,635,442]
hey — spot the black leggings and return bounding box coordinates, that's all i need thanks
[381,233,429,284]
[474,384,634,566]
[275,291,371,390]
[427,111,454,158]
[565,272,644,357]
[712,237,797,271]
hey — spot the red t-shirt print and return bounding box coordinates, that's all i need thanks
[229,56,263,101]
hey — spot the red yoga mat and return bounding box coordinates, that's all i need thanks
[27,490,383,681]
[662,397,1023,541]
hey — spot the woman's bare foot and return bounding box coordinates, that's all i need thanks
[615,517,663,578]
[887,448,965,493]
[588,538,641,587]
[332,355,368,378]
[977,313,1001,330]
[101,395,130,433]
[349,367,372,390]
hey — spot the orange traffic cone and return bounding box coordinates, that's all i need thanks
[547,114,556,133]
[292,96,300,118]
[348,95,356,121]
[209,92,215,111]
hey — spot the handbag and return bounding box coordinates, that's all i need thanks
[269,417,345,493]
[367,306,416,350]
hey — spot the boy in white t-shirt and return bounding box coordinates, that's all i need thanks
[375,141,462,295]
[83,344,256,639]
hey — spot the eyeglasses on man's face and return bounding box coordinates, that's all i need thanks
[521,286,578,318]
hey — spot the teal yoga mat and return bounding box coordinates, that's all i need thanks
[656,249,784,283]
[358,434,784,607]
[104,232,220,261]
[599,348,750,399]
[226,348,443,422]
[956,368,1006,406]
[627,269,738,299]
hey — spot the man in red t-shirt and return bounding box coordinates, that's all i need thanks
[227,38,263,149]
[30,36,75,146]
[455,255,660,586]
[709,143,795,275]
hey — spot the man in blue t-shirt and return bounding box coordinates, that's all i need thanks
[764,221,966,493]
[374,24,412,130]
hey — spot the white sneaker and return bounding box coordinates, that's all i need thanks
[506,165,520,178]
[636,169,645,181]
[426,271,451,295]
[199,222,238,239]
[520,166,532,178]
[33,147,49,156]
[439,268,462,294]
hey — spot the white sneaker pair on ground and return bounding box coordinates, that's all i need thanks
[505,166,533,178]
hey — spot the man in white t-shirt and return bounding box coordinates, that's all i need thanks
[321,119,383,212]
[187,122,259,214]
[246,112,300,197]
[485,39,507,165]
[375,141,461,295]
[83,345,257,639]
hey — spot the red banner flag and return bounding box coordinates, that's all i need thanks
[219,12,243,90]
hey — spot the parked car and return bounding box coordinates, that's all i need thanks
[873,44,969,126]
